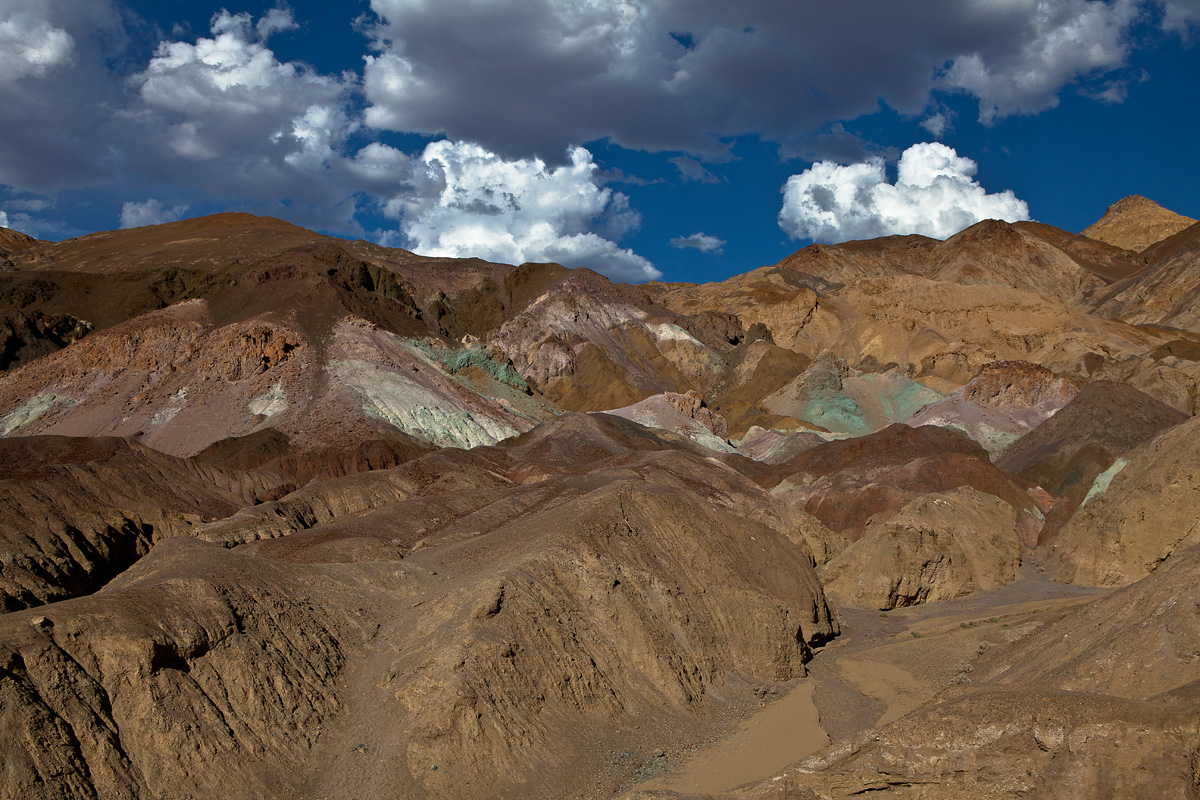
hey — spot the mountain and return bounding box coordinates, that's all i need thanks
[1082,194,1197,252]
[0,201,1198,799]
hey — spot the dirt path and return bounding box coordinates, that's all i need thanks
[629,560,1107,795]
[638,679,828,795]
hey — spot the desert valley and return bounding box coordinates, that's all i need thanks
[0,194,1198,799]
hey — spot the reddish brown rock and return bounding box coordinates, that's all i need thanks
[758,423,1044,545]
[662,389,729,439]
[995,380,1187,496]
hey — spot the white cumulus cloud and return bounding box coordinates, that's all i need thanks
[121,8,364,232]
[120,198,189,229]
[134,9,352,157]
[943,0,1139,124]
[0,14,74,82]
[384,141,660,283]
[0,210,8,228]
[779,142,1030,244]
[670,232,725,253]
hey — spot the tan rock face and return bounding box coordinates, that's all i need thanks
[961,360,1078,409]
[0,537,371,800]
[931,219,1110,306]
[1082,194,1197,253]
[974,543,1200,700]
[822,487,1022,610]
[1045,413,1200,587]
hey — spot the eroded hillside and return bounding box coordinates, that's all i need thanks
[0,198,1197,799]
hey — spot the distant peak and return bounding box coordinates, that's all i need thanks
[1083,195,1195,253]
[176,212,311,231]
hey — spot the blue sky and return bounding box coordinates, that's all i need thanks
[1,0,1197,284]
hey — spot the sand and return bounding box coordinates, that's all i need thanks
[640,680,829,794]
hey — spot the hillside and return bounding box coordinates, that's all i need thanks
[0,198,1197,799]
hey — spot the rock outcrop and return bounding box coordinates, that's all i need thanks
[1044,413,1200,586]
[905,360,1079,454]
[603,390,732,452]
[0,436,282,611]
[975,542,1200,699]
[822,487,1022,610]
[712,689,1200,800]
[0,308,92,370]
[0,413,839,799]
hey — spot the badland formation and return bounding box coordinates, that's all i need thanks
[0,195,1197,799]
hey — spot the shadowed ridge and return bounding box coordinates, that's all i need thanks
[995,379,1187,494]
[764,421,981,480]
[1092,220,1200,331]
[1012,219,1148,283]
[496,410,745,475]
[0,434,286,610]
[1044,413,1200,587]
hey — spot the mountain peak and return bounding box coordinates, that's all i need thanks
[1082,195,1196,252]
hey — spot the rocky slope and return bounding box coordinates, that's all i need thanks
[905,360,1079,454]
[0,244,558,457]
[1044,412,1200,587]
[759,423,1043,546]
[628,546,1200,800]
[0,435,283,611]
[0,414,838,800]
[0,226,43,263]
[995,379,1187,495]
[708,688,1200,800]
[1082,194,1197,252]
[1094,220,1200,332]
[0,198,1199,799]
